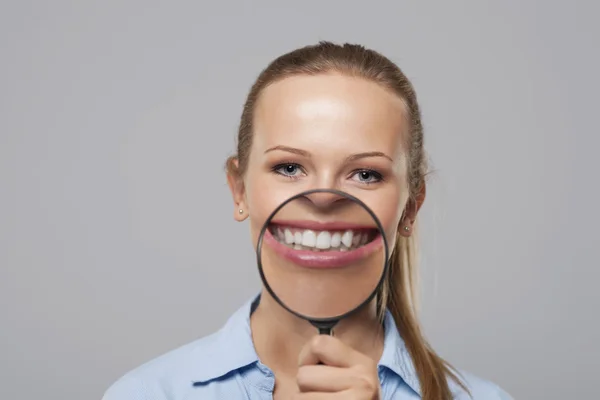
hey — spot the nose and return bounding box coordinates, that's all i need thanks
[303,190,347,209]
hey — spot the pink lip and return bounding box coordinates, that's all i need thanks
[270,219,375,232]
[263,224,383,269]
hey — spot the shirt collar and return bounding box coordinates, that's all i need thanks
[190,295,420,395]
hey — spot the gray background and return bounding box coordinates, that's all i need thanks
[1,1,598,399]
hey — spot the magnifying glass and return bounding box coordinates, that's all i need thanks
[256,189,389,335]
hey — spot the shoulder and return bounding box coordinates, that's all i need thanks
[101,331,222,400]
[450,370,513,400]
[102,297,258,400]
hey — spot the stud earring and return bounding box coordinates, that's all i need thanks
[238,209,244,214]
[403,226,410,232]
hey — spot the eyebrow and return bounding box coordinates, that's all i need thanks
[264,145,393,162]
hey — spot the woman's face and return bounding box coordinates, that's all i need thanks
[229,73,415,315]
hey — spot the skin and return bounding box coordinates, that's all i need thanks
[227,73,424,399]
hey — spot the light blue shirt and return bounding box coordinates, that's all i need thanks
[103,296,512,399]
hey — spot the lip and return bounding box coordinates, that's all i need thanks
[269,219,376,232]
[263,223,383,269]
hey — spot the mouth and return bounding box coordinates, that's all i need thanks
[263,220,383,268]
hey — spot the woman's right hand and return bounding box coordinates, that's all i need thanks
[294,334,381,400]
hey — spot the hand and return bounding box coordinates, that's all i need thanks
[294,334,381,399]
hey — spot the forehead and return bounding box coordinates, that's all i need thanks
[253,74,408,158]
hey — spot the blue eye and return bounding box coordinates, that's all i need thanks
[353,170,383,184]
[273,163,302,178]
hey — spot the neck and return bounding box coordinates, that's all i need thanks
[250,289,385,376]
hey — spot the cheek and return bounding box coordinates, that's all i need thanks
[378,208,402,246]
[244,172,293,248]
[245,184,269,248]
[370,187,409,245]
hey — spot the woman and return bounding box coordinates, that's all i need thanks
[103,42,512,400]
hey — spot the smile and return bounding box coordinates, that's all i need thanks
[264,220,383,268]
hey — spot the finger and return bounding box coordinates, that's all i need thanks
[298,335,373,368]
[296,365,356,392]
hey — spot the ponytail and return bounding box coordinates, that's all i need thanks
[379,221,470,400]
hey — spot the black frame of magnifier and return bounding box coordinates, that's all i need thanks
[255,188,390,335]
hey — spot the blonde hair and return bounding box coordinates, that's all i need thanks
[226,41,468,400]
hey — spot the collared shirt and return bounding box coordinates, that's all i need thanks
[102,296,512,399]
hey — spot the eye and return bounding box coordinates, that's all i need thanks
[352,169,383,184]
[273,163,304,178]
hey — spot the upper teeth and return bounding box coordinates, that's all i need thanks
[275,227,369,250]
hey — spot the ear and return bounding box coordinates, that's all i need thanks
[226,157,248,222]
[399,182,426,237]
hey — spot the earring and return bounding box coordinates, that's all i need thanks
[403,226,410,232]
[238,209,244,214]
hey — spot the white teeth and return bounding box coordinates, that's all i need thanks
[301,230,317,247]
[330,232,341,248]
[284,229,294,244]
[273,226,371,252]
[341,230,353,248]
[316,231,332,249]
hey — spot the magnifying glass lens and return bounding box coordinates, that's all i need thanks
[256,189,388,332]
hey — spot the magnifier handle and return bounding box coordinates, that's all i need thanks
[312,320,336,335]
[318,327,333,335]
